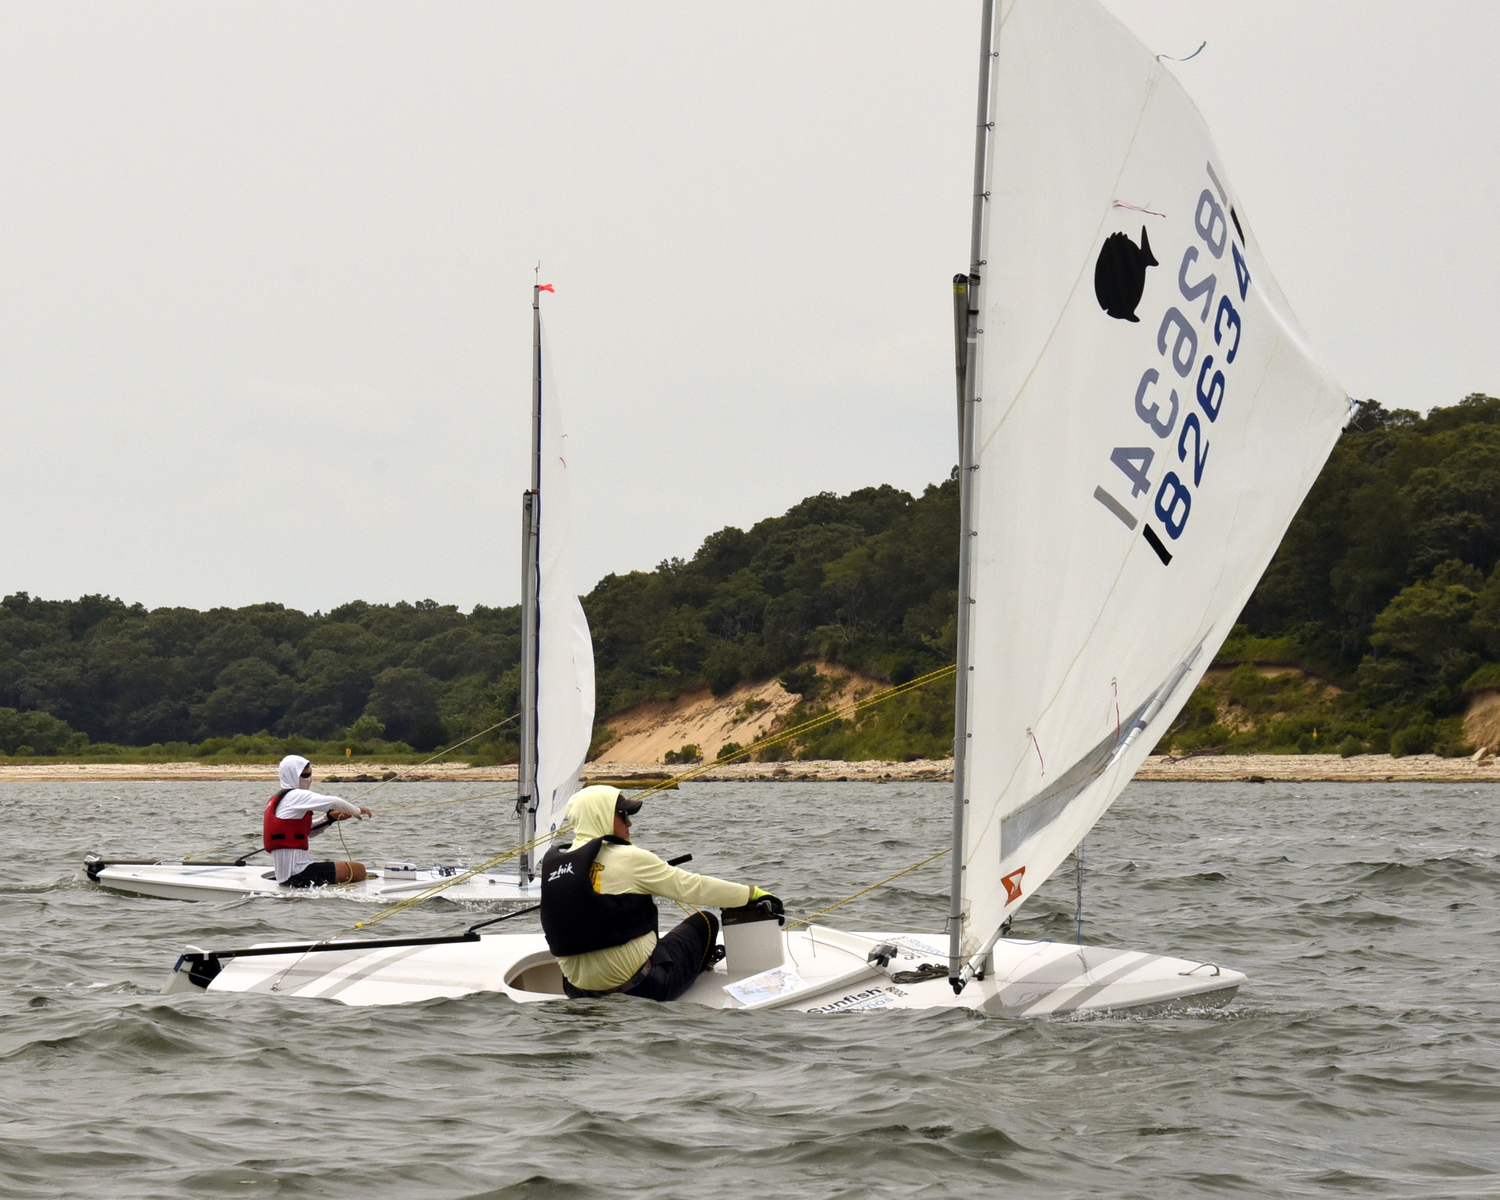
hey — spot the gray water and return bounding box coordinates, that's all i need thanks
[2,778,1498,1199]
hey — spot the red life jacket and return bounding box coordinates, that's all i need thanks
[263,793,312,852]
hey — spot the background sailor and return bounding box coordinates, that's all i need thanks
[264,754,372,888]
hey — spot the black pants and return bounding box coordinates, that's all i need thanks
[284,861,338,888]
[564,911,720,1002]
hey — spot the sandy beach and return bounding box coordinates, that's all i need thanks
[2,753,1497,784]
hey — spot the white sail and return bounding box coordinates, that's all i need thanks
[959,0,1351,953]
[534,323,596,834]
[163,0,1252,1017]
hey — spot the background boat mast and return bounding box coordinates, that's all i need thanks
[948,0,996,994]
[518,284,543,882]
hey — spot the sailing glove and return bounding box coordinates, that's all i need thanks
[749,887,785,924]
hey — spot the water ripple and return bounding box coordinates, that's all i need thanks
[0,779,1498,1198]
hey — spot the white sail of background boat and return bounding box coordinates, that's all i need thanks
[518,289,596,875]
[87,286,594,907]
[164,0,1349,1010]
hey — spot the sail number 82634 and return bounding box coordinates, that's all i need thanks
[1105,163,1251,558]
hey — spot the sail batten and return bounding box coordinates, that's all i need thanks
[957,0,1350,968]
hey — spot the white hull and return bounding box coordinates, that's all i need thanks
[165,925,1243,1016]
[87,859,536,906]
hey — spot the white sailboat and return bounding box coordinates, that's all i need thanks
[164,0,1349,1011]
[518,281,598,878]
[83,857,530,906]
[90,283,595,907]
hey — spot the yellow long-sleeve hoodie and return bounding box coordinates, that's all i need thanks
[552,786,753,991]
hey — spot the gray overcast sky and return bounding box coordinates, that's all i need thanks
[2,2,1496,613]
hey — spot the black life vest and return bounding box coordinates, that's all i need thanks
[539,836,658,957]
[263,791,312,853]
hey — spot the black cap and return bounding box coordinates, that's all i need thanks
[615,792,643,817]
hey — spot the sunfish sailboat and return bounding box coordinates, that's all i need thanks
[90,282,595,907]
[164,0,1349,1010]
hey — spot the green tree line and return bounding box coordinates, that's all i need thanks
[0,597,523,759]
[1165,393,1500,756]
[0,477,959,760]
[5,393,1500,761]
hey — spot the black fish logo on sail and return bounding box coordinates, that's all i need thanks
[1094,226,1158,322]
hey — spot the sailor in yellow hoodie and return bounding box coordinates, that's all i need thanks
[540,785,782,1000]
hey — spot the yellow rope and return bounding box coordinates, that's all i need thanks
[217,664,958,859]
[379,788,514,815]
[275,832,949,997]
[335,818,354,873]
[179,714,520,862]
[182,838,265,864]
[271,663,959,948]
[346,823,569,933]
[360,663,955,817]
[338,833,945,939]
[783,847,950,930]
[343,712,521,807]
[270,836,947,996]
[267,824,571,992]
[626,663,958,801]
[337,663,956,913]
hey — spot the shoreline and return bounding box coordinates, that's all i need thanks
[0,753,1496,784]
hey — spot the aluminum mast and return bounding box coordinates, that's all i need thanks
[517,284,543,882]
[948,0,996,994]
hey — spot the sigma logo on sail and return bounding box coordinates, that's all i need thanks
[1094,162,1253,565]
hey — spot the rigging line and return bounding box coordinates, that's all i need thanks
[671,896,705,922]
[351,668,952,914]
[336,817,356,876]
[691,663,954,785]
[783,847,950,931]
[348,824,570,932]
[343,712,521,807]
[182,839,259,864]
[268,823,572,991]
[184,814,341,864]
[658,664,958,786]
[182,714,520,863]
[270,666,961,964]
[374,666,954,818]
[627,665,959,800]
[378,788,514,815]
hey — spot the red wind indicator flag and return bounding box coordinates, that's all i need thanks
[538,283,555,293]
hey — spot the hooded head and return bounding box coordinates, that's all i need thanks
[564,785,642,845]
[278,754,311,792]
